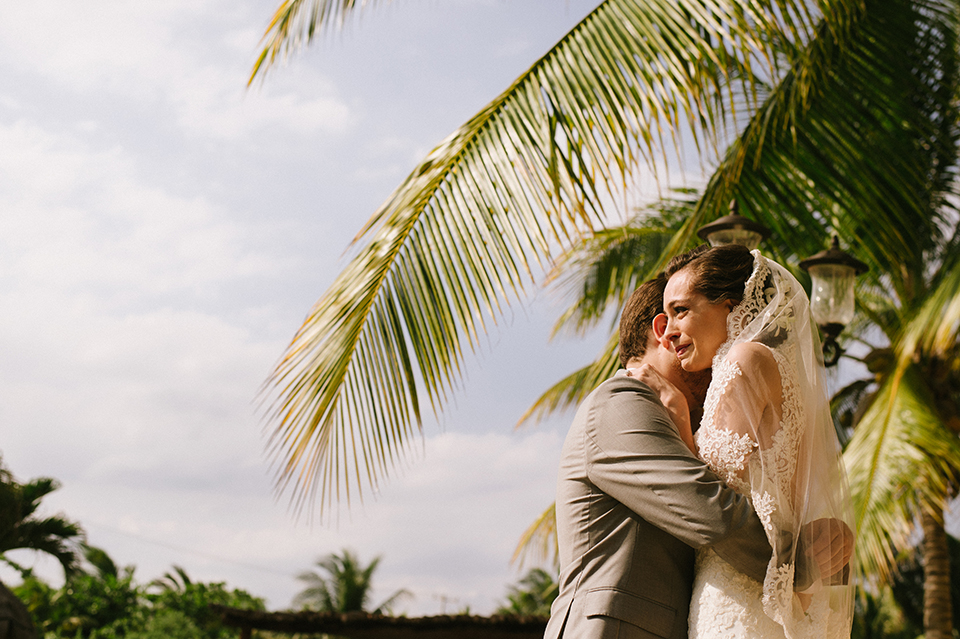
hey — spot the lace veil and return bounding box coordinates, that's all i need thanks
[699,250,855,638]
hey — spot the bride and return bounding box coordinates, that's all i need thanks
[649,244,855,638]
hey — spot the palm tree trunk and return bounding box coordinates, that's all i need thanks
[922,503,953,639]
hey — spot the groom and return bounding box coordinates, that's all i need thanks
[543,272,772,639]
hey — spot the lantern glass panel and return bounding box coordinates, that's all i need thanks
[705,228,763,250]
[808,263,856,326]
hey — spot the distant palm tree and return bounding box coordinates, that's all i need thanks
[149,565,193,593]
[0,458,82,576]
[496,568,558,617]
[293,549,409,614]
[0,458,84,639]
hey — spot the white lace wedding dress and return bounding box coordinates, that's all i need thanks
[685,252,854,639]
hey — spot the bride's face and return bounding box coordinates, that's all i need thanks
[661,268,734,372]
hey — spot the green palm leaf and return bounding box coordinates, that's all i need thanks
[548,228,671,336]
[668,0,954,288]
[843,366,960,584]
[261,0,830,513]
[548,196,695,336]
[250,0,392,84]
[897,251,960,368]
[512,502,558,570]
[0,465,83,577]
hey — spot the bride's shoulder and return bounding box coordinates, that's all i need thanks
[724,342,780,389]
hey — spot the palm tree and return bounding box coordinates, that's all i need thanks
[149,565,193,593]
[0,459,84,638]
[251,0,849,511]
[292,549,410,614]
[252,1,960,635]
[0,458,82,577]
[495,568,558,617]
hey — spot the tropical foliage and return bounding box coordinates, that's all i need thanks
[12,559,264,639]
[0,456,85,638]
[495,567,558,617]
[0,457,83,577]
[0,460,265,637]
[147,566,265,639]
[252,0,960,636]
[850,533,960,638]
[293,548,409,614]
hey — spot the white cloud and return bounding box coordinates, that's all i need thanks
[0,119,286,300]
[179,80,354,139]
[0,2,186,83]
[0,0,353,141]
[0,116,288,482]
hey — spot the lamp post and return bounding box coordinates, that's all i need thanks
[696,200,771,250]
[799,235,869,367]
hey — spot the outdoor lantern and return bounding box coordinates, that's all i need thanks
[799,235,868,367]
[696,200,772,250]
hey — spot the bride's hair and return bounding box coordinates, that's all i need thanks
[667,244,755,306]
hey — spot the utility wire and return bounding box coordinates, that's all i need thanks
[89,521,294,578]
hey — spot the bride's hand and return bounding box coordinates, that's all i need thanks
[627,364,696,455]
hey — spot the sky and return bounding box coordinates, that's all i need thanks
[0,0,636,615]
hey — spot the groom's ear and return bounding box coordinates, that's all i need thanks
[652,313,668,341]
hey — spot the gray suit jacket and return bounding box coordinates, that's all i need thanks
[544,374,771,639]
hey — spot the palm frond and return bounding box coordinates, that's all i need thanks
[6,520,82,576]
[262,0,827,514]
[511,502,558,570]
[0,464,83,577]
[83,545,119,580]
[843,366,960,584]
[548,195,696,336]
[548,227,672,336]
[897,254,960,367]
[250,0,392,84]
[16,478,58,520]
[671,0,957,300]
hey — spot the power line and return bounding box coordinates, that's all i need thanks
[88,521,294,578]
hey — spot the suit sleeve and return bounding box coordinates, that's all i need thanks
[585,376,771,582]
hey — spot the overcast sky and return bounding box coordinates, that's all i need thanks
[0,0,643,614]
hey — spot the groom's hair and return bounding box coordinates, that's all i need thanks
[618,274,667,366]
[618,246,711,367]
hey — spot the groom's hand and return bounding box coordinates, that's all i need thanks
[801,518,853,585]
